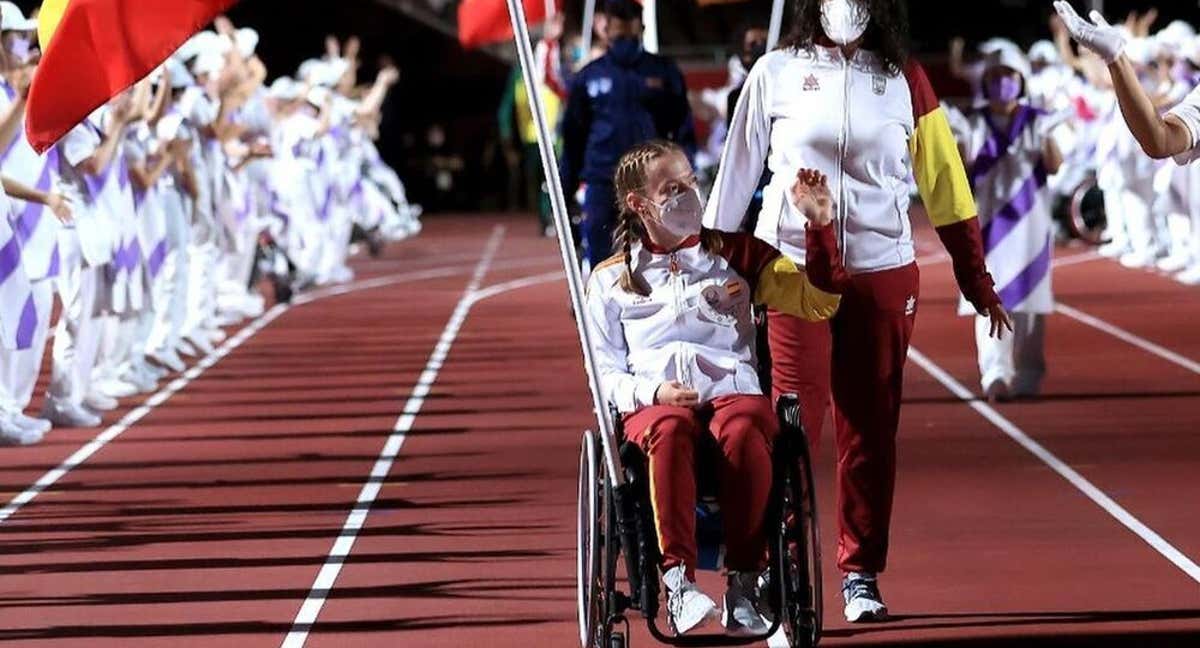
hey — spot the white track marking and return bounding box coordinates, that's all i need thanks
[0,306,285,524]
[908,347,1200,584]
[0,232,549,526]
[281,226,509,647]
[468,270,565,304]
[1055,303,1200,376]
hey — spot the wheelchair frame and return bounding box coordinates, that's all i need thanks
[576,394,823,648]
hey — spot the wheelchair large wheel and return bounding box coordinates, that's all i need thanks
[1067,177,1107,245]
[781,441,823,647]
[577,430,614,648]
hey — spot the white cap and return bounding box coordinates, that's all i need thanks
[986,47,1031,80]
[309,58,350,88]
[978,37,1021,57]
[192,51,226,78]
[1124,37,1159,66]
[297,59,323,84]
[176,30,228,62]
[268,77,303,101]
[0,1,38,31]
[306,85,331,107]
[1028,40,1060,65]
[151,57,196,89]
[235,28,259,58]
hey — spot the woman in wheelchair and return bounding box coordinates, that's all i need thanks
[583,140,848,637]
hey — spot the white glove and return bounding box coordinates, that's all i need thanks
[1053,1,1127,64]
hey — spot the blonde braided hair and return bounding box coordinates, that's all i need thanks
[610,140,722,296]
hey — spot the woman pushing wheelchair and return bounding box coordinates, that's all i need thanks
[583,140,847,636]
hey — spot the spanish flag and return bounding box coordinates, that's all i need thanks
[458,0,560,50]
[26,0,237,153]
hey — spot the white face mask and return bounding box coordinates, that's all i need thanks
[650,187,705,240]
[821,0,870,47]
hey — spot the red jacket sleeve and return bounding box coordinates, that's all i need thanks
[804,224,851,294]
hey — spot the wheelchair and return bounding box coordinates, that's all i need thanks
[576,312,824,648]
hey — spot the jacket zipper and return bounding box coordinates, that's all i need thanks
[837,53,851,254]
[669,252,691,387]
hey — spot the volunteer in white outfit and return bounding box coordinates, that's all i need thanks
[90,94,152,402]
[146,66,200,372]
[951,48,1063,402]
[0,6,72,443]
[1056,1,1200,285]
[44,98,136,427]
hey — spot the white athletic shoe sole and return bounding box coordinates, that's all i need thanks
[844,599,889,623]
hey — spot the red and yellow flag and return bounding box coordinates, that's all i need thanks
[458,0,561,50]
[26,0,237,153]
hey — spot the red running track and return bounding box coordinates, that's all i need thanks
[0,214,1197,647]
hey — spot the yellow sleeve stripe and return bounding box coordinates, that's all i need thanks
[754,256,840,322]
[910,106,978,228]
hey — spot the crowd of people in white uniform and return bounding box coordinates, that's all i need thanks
[947,8,1200,283]
[0,6,422,446]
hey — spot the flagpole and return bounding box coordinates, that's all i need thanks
[505,0,625,488]
[581,0,596,57]
[643,0,658,54]
[767,0,785,50]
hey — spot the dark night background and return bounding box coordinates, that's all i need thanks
[14,0,1200,213]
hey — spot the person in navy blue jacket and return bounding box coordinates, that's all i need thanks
[558,0,696,268]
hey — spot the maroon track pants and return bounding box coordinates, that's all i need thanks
[623,395,779,580]
[767,262,919,574]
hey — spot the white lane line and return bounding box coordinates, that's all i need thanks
[468,270,565,304]
[1055,303,1200,376]
[908,347,1200,584]
[0,246,551,526]
[0,306,285,524]
[281,226,506,648]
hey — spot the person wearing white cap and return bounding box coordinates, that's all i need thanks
[1055,2,1200,284]
[950,36,1027,102]
[951,48,1063,402]
[0,7,72,440]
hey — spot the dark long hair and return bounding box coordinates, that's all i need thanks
[780,0,910,75]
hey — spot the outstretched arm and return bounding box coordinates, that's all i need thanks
[1054,1,1192,160]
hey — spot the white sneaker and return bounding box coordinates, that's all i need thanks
[12,413,52,436]
[843,573,888,623]
[205,327,227,345]
[663,565,719,635]
[176,339,198,358]
[121,365,158,394]
[83,392,119,412]
[151,348,186,373]
[1176,265,1200,286]
[94,378,138,399]
[1119,250,1159,269]
[184,332,215,356]
[1,413,44,446]
[1156,253,1191,273]
[42,399,102,428]
[722,571,769,637]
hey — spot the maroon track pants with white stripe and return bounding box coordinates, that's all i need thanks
[769,262,920,575]
[623,395,778,581]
